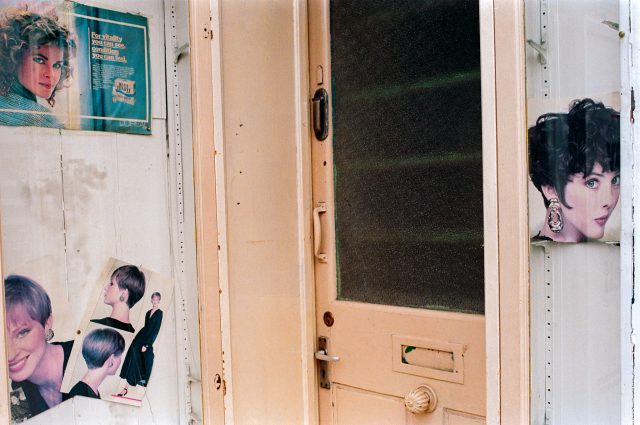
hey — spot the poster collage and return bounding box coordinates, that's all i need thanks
[7,258,173,423]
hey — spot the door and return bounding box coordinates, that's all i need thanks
[309,1,487,424]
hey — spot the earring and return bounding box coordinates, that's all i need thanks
[45,329,54,342]
[108,362,113,368]
[547,198,564,233]
[119,295,125,302]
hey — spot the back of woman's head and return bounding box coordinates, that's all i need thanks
[529,98,620,206]
[0,8,76,100]
[4,274,52,327]
[82,328,125,369]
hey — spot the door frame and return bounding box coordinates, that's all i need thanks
[188,0,534,423]
[483,0,530,423]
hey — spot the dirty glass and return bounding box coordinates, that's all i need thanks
[330,0,484,313]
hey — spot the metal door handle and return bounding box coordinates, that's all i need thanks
[315,349,340,362]
[313,202,327,263]
[312,88,329,140]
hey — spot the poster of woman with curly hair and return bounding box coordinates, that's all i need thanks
[0,0,151,134]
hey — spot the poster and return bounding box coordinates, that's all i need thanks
[0,0,151,134]
[528,97,621,243]
[4,258,173,423]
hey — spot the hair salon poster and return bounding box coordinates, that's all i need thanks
[0,0,151,134]
[528,97,621,243]
[5,257,173,423]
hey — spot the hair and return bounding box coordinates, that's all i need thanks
[0,8,76,106]
[151,291,161,300]
[528,98,620,208]
[111,265,146,309]
[4,275,52,327]
[82,328,125,369]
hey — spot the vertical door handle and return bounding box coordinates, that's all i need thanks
[312,88,329,140]
[313,202,327,263]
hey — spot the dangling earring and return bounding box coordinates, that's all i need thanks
[45,329,54,342]
[547,198,564,233]
[119,294,125,302]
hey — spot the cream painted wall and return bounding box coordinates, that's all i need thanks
[218,0,316,423]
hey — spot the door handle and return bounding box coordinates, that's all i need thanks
[316,336,337,389]
[312,88,329,140]
[315,350,340,362]
[313,202,327,263]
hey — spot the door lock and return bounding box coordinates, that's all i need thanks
[315,336,339,389]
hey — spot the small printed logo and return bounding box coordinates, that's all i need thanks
[112,79,136,105]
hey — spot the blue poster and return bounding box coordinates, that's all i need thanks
[0,1,151,134]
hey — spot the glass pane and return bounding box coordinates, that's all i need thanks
[330,0,484,313]
[525,0,622,423]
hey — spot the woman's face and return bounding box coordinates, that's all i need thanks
[103,277,124,306]
[151,295,161,308]
[561,163,620,239]
[6,304,49,382]
[17,44,64,99]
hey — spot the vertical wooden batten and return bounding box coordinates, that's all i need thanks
[188,0,225,423]
[493,0,530,423]
[480,0,500,423]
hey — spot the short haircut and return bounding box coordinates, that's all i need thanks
[4,275,52,327]
[82,328,125,369]
[0,9,77,105]
[151,292,161,300]
[529,98,620,207]
[111,265,146,309]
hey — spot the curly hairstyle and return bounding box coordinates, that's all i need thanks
[528,98,620,208]
[0,8,76,106]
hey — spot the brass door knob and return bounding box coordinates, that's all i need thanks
[404,384,437,414]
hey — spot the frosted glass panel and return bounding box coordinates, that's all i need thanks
[330,0,484,313]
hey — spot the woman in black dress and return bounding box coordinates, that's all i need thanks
[117,292,163,396]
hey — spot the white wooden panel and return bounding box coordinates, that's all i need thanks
[550,0,619,98]
[0,130,66,281]
[0,1,185,423]
[530,243,620,425]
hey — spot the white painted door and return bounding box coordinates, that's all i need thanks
[309,1,487,424]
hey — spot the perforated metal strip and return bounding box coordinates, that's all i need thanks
[543,244,553,425]
[166,1,195,423]
[541,0,551,98]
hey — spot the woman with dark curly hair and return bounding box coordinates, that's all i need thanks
[0,8,76,128]
[529,98,620,242]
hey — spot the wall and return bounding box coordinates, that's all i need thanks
[217,0,316,423]
[0,0,198,423]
